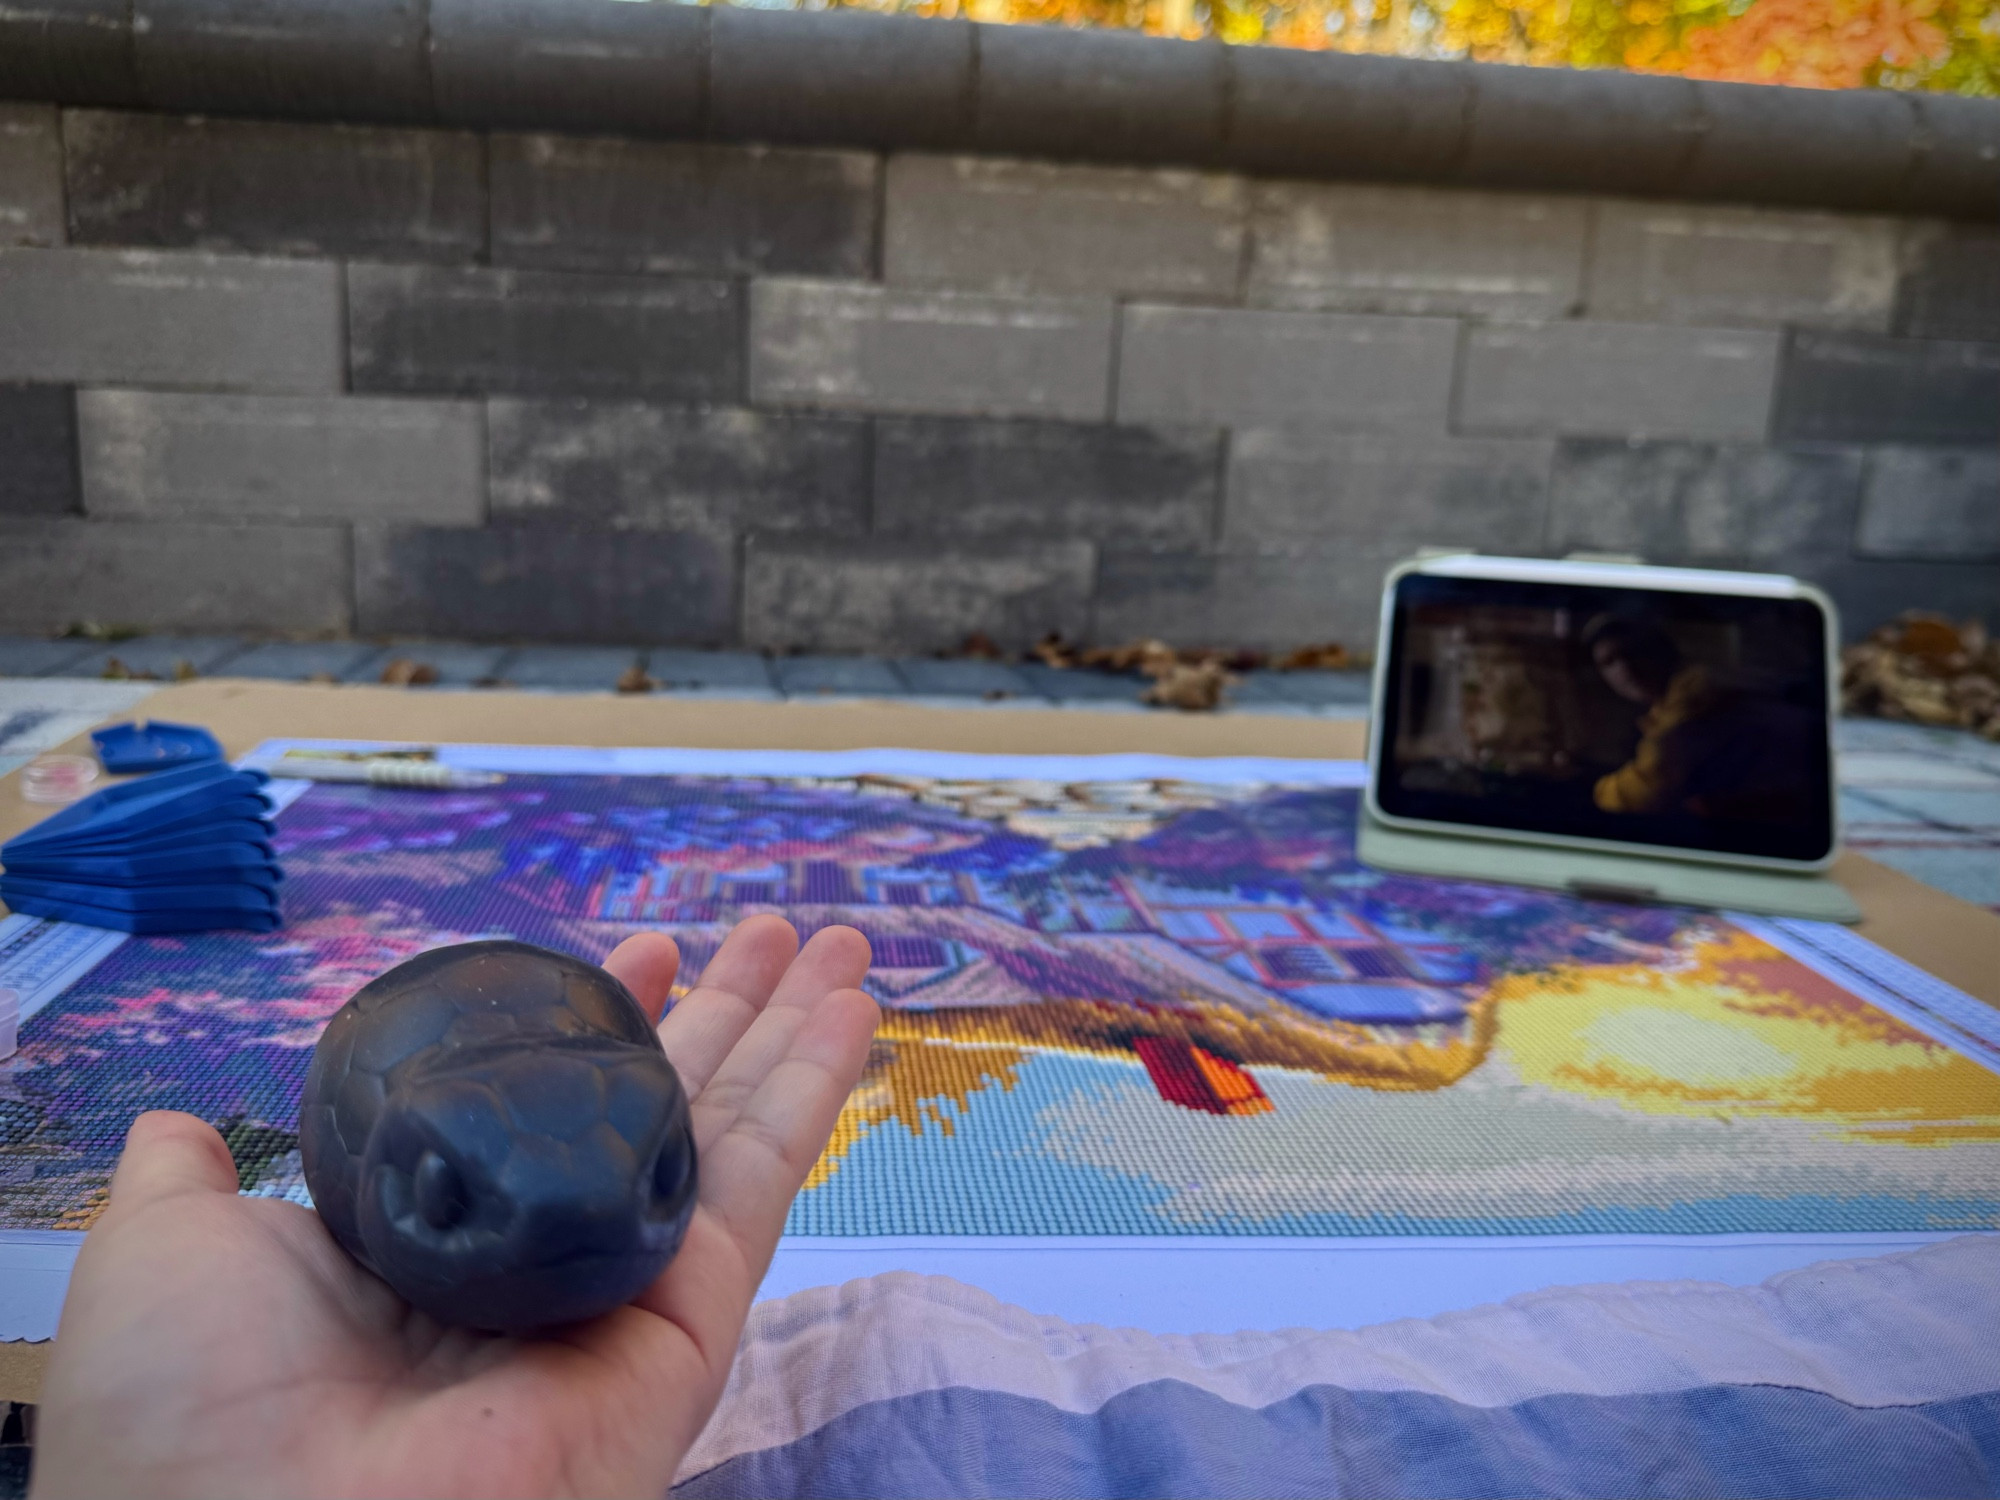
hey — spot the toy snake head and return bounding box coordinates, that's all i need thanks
[300,940,697,1333]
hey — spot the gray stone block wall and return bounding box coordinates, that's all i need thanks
[0,100,1994,654]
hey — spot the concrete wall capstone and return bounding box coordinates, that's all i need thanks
[5,0,1998,219]
[1,7,1996,651]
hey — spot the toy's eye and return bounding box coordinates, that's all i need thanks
[415,1149,469,1231]
[653,1129,692,1202]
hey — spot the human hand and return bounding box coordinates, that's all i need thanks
[31,917,878,1500]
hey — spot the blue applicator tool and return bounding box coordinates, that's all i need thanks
[1,760,283,933]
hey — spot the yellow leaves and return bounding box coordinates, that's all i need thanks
[797,0,1997,94]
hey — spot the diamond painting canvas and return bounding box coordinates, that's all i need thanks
[2,746,1997,1246]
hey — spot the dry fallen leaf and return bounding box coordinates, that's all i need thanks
[1032,632,1078,670]
[379,657,440,687]
[1843,612,2000,741]
[171,658,198,682]
[957,631,1005,661]
[1142,659,1233,712]
[99,657,160,682]
[615,664,655,695]
[1276,642,1352,672]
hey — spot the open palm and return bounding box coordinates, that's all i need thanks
[31,917,878,1500]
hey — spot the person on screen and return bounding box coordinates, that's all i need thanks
[1584,614,1816,826]
[1586,613,1710,815]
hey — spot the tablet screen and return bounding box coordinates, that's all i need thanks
[1374,572,1835,864]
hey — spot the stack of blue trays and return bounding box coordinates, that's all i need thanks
[0,761,283,933]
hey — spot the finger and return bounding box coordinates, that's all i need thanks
[655,914,799,1095]
[697,986,880,1282]
[687,925,871,1150]
[602,931,682,1026]
[104,1111,240,1216]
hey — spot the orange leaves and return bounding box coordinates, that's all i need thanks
[806,0,1996,93]
[1675,0,1952,86]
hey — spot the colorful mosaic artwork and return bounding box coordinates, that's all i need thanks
[3,761,1998,1239]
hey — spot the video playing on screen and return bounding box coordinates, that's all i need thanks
[1375,574,1835,864]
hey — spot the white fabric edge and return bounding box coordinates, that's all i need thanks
[680,1234,2000,1482]
[3,1229,1963,1344]
[237,739,1372,788]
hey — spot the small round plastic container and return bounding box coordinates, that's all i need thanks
[21,755,100,805]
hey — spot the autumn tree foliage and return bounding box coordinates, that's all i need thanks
[822,0,2000,92]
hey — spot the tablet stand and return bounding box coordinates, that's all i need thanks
[1357,811,1862,923]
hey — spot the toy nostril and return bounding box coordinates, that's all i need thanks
[653,1130,691,1201]
[415,1149,468,1232]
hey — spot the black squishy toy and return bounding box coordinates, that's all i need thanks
[299,940,697,1333]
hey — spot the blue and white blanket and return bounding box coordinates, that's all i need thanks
[679,1235,2000,1498]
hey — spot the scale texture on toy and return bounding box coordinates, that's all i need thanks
[298,940,697,1332]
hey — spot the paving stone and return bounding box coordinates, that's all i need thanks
[750,279,1114,421]
[0,246,342,392]
[131,0,430,124]
[1227,49,1469,182]
[490,135,876,279]
[974,26,1225,166]
[343,641,512,686]
[1856,447,2000,561]
[431,0,705,138]
[744,537,1094,654]
[1117,306,1456,431]
[1228,670,1374,715]
[488,400,866,540]
[644,650,778,694]
[1219,671,1303,710]
[892,658,1037,700]
[1247,183,1587,320]
[710,8,972,150]
[0,104,61,247]
[1547,440,1864,568]
[1094,545,1406,653]
[884,155,1244,299]
[354,524,735,644]
[499,644,645,690]
[1588,200,1901,332]
[64,111,485,262]
[1012,662,1147,706]
[348,264,742,401]
[0,638,100,677]
[1247,669,1374,709]
[1458,322,1781,440]
[771,655,908,697]
[0,519,351,635]
[1771,331,2000,446]
[78,390,484,524]
[1460,65,1702,197]
[873,417,1218,548]
[1222,431,1552,552]
[0,384,78,516]
[1897,228,2000,343]
[217,640,387,682]
[59,635,249,679]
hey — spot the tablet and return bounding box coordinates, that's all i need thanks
[1366,555,1839,873]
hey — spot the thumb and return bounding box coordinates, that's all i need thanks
[105,1111,241,1214]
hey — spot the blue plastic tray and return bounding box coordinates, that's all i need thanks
[90,720,225,775]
